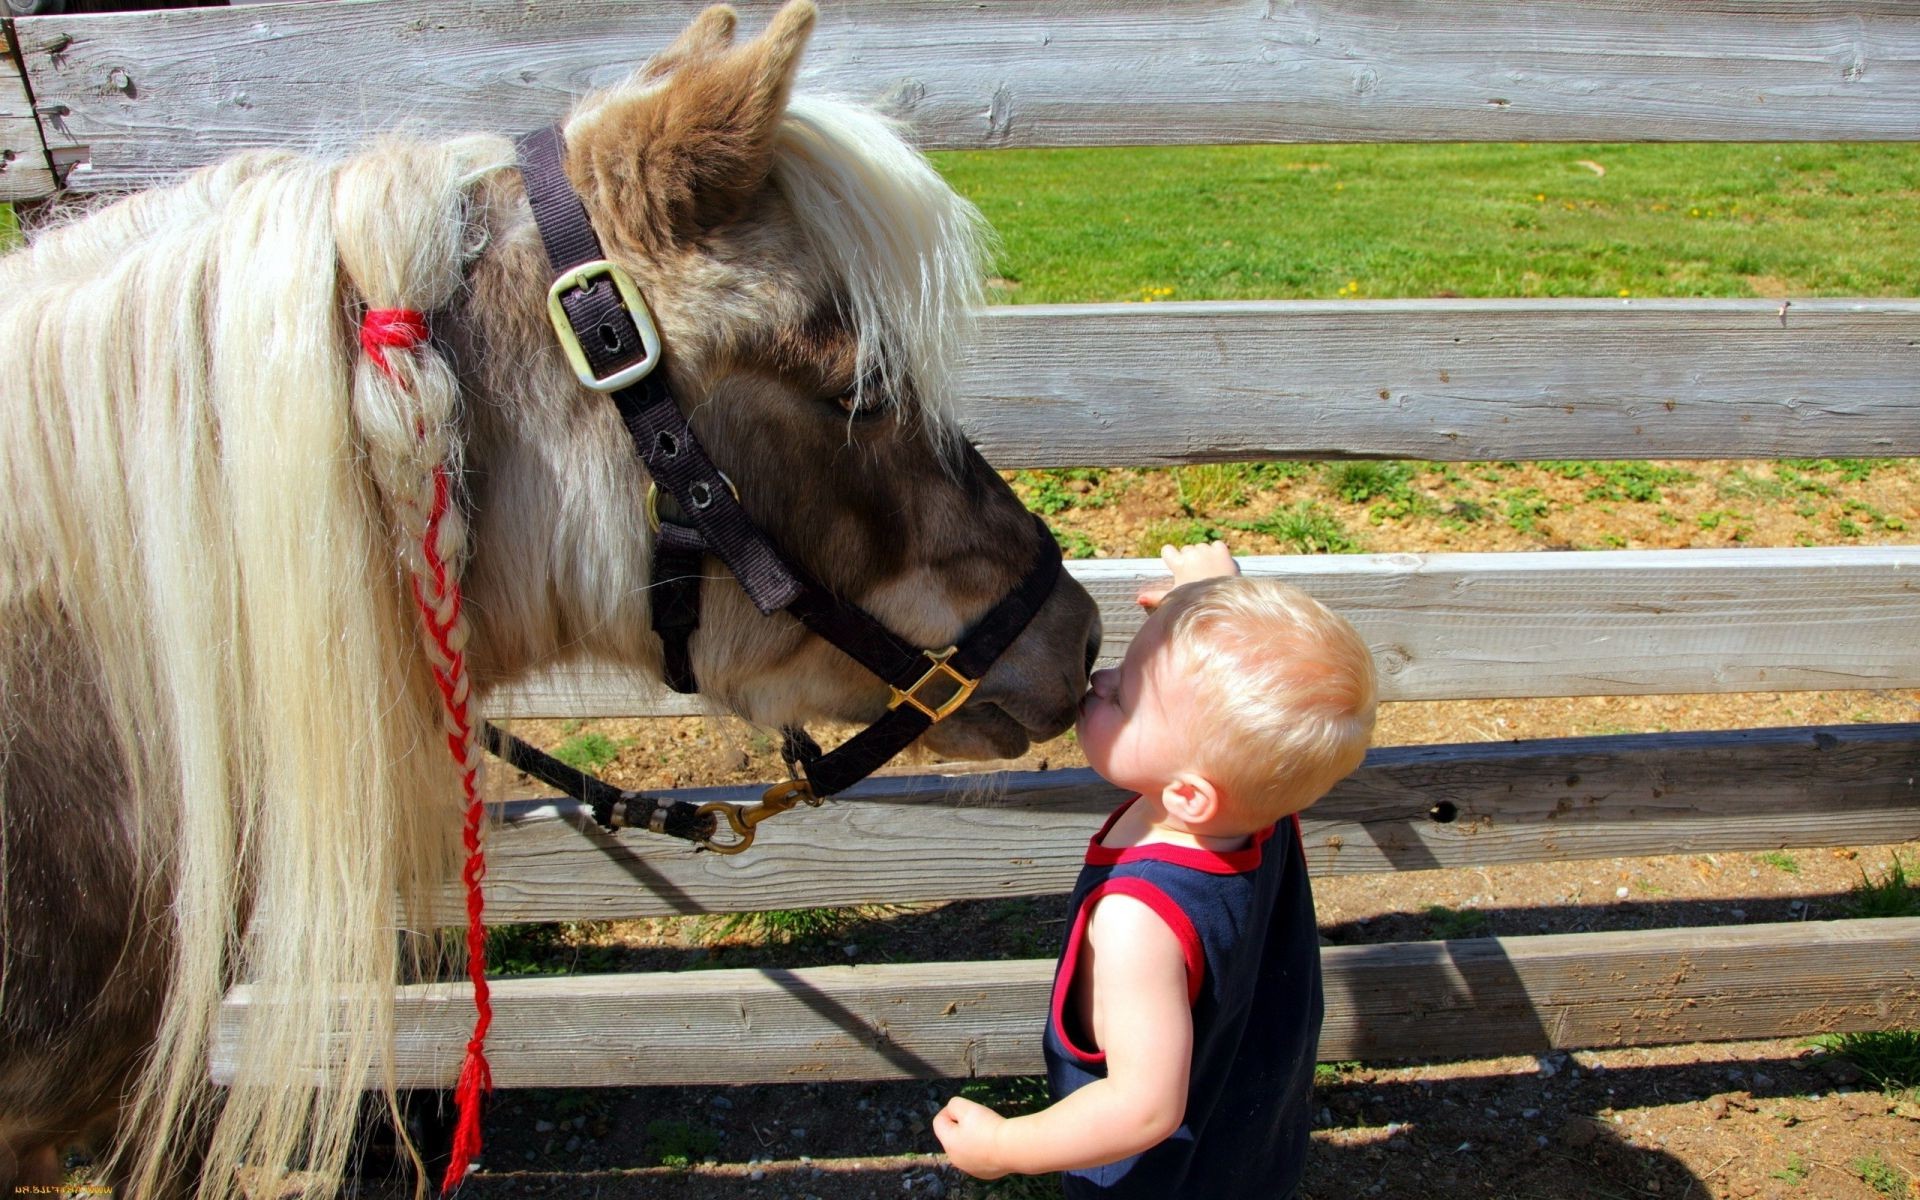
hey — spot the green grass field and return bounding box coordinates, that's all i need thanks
[931,142,1920,304]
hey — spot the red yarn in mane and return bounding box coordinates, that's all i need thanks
[361,307,492,1193]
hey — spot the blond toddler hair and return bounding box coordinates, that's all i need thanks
[1154,577,1378,822]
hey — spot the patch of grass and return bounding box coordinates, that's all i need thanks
[1541,460,1696,503]
[644,1118,721,1169]
[711,905,871,944]
[1757,850,1801,876]
[1851,1151,1911,1198]
[1325,460,1413,505]
[1424,904,1492,939]
[1013,469,1107,516]
[1848,854,1920,918]
[487,922,619,976]
[934,143,1920,305]
[1314,1060,1362,1086]
[1137,517,1220,557]
[1808,1029,1920,1093]
[1173,463,1253,513]
[549,730,625,773]
[1231,502,1360,554]
[1783,457,1897,483]
[0,204,17,252]
[958,1075,1052,1117]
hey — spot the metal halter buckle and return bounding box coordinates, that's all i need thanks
[888,646,978,722]
[545,259,662,392]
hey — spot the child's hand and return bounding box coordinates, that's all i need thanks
[1136,540,1240,610]
[933,1095,1010,1180]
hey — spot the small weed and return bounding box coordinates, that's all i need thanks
[1233,502,1360,554]
[1500,487,1552,534]
[550,731,625,773]
[1851,1151,1910,1197]
[645,1118,721,1169]
[1052,526,1101,559]
[1314,1060,1362,1086]
[1758,850,1801,875]
[1772,1153,1810,1186]
[1014,469,1105,515]
[1808,1029,1920,1093]
[1425,904,1492,939]
[1440,499,1488,528]
[1848,854,1920,918]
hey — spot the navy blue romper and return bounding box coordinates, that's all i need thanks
[1043,797,1323,1199]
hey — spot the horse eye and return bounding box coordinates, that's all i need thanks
[830,390,888,421]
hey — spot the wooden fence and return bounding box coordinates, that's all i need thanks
[7,0,1918,1089]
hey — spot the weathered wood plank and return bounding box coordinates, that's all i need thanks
[487,547,1920,720]
[21,0,1920,193]
[213,918,1920,1086]
[957,301,1920,467]
[1,23,56,202]
[449,724,1920,925]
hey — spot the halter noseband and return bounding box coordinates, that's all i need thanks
[483,125,1064,854]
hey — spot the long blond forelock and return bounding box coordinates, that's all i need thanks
[772,94,991,459]
[2,136,509,1199]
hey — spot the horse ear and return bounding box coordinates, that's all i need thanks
[637,4,738,82]
[569,0,817,246]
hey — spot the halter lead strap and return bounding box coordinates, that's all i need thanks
[493,124,1063,849]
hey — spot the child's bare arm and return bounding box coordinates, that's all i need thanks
[934,895,1193,1178]
[1137,540,1240,610]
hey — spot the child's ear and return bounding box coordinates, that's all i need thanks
[1161,775,1220,826]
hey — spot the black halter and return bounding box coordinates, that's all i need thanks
[481,125,1064,853]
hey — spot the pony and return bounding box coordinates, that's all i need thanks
[0,3,1100,1194]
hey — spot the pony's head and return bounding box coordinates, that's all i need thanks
[456,0,1101,759]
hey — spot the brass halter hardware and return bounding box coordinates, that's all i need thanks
[695,777,821,855]
[888,646,979,722]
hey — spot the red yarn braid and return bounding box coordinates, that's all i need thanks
[361,307,492,1193]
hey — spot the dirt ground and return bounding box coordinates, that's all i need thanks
[386,459,1916,1199]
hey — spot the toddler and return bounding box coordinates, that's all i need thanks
[933,540,1378,1198]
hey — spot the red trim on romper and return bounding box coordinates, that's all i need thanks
[1048,878,1206,1066]
[1085,795,1277,875]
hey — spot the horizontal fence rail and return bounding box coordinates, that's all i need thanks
[15,0,1920,196]
[448,723,1920,925]
[489,547,1920,719]
[214,917,1920,1086]
[0,30,52,202]
[957,301,1920,468]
